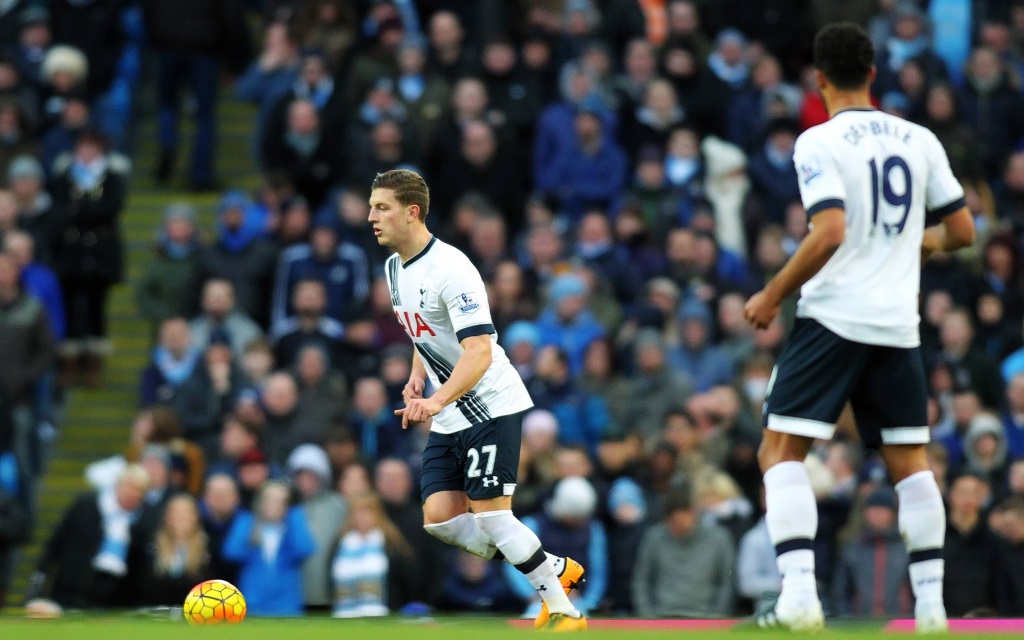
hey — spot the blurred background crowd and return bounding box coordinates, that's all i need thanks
[1,0,1024,621]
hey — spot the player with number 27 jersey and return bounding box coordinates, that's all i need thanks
[793,108,965,348]
[384,236,533,434]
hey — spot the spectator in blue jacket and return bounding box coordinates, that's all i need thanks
[440,551,522,613]
[5,231,64,341]
[222,480,316,616]
[271,210,370,328]
[529,346,610,455]
[532,63,616,192]
[535,273,606,376]
[538,97,628,220]
[667,299,734,392]
[1005,373,1024,459]
[504,476,607,618]
[746,118,801,225]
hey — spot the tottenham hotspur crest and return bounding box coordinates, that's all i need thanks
[419,286,427,309]
[458,292,480,314]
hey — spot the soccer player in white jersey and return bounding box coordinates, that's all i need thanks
[368,169,587,631]
[743,23,976,632]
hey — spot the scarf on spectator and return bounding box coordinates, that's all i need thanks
[158,232,198,260]
[332,529,388,618]
[92,488,134,576]
[294,79,335,110]
[286,130,321,158]
[398,75,426,102]
[70,156,107,192]
[886,36,928,71]
[707,52,748,87]
[153,345,200,386]
[260,522,285,564]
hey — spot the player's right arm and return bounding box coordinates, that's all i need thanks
[404,348,428,402]
[745,134,846,329]
[921,130,975,260]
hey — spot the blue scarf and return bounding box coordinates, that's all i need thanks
[887,36,929,71]
[154,345,200,386]
[158,233,198,260]
[70,157,107,192]
[92,488,135,576]
[398,75,426,102]
[294,78,335,110]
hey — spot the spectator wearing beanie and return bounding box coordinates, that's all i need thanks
[605,477,649,614]
[833,486,912,618]
[287,443,345,609]
[136,203,203,332]
[535,273,606,376]
[7,155,57,267]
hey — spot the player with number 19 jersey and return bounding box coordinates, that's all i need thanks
[793,107,965,348]
[384,236,533,434]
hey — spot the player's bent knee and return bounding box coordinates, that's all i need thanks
[469,495,512,514]
[422,490,469,526]
[880,443,929,484]
[758,430,813,472]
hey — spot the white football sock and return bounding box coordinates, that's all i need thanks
[424,513,498,559]
[896,471,946,606]
[423,514,567,570]
[764,461,819,606]
[547,553,565,575]
[475,510,578,617]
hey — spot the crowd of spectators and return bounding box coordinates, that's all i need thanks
[4,0,1024,621]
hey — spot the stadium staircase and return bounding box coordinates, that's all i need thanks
[5,93,261,609]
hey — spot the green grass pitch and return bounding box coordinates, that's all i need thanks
[0,616,1020,639]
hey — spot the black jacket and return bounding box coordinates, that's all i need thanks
[202,511,240,585]
[171,365,250,462]
[36,492,128,608]
[192,241,278,328]
[261,129,346,211]
[126,526,214,607]
[997,542,1024,615]
[141,0,250,72]
[50,155,128,284]
[944,521,1004,616]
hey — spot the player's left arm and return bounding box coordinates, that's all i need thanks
[746,134,846,329]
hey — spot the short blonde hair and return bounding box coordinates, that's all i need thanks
[117,463,151,491]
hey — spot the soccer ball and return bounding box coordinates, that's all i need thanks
[183,579,246,625]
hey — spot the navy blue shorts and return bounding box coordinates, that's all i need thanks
[764,318,929,448]
[420,410,525,502]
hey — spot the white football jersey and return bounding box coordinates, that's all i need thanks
[793,108,965,347]
[385,236,533,433]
